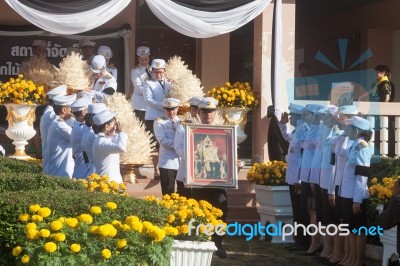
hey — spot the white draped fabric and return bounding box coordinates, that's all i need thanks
[273,0,282,112]
[4,0,131,35]
[145,0,272,38]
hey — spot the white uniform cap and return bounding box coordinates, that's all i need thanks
[98,46,113,59]
[163,98,180,109]
[151,59,166,69]
[288,103,304,115]
[304,104,324,113]
[198,97,218,109]
[327,105,339,116]
[88,103,108,114]
[137,46,150,57]
[91,55,106,73]
[46,84,68,99]
[187,96,203,107]
[52,94,77,106]
[70,95,92,112]
[32,40,46,48]
[347,116,370,130]
[80,39,96,47]
[93,110,116,126]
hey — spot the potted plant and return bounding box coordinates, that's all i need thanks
[145,193,223,266]
[207,82,259,144]
[246,160,293,243]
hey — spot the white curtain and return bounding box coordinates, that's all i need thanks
[146,0,271,38]
[4,0,131,35]
[273,0,282,112]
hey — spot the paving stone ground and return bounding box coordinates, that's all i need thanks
[211,236,382,266]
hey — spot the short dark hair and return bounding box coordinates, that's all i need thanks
[375,65,390,74]
[53,105,64,115]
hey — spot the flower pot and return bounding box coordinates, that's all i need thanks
[253,184,294,244]
[217,107,248,144]
[170,240,217,266]
[4,104,37,159]
[120,163,144,183]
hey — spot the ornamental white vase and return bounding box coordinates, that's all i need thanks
[380,226,397,266]
[170,240,217,266]
[253,184,294,244]
[4,104,37,159]
[217,107,248,144]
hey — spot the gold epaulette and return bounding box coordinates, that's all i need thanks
[359,140,368,148]
[108,63,116,69]
[157,117,166,122]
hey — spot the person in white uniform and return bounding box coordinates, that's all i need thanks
[98,46,117,80]
[154,98,181,195]
[338,116,372,266]
[143,58,172,178]
[130,46,151,122]
[81,103,108,177]
[41,84,68,174]
[92,110,127,184]
[70,95,92,179]
[45,94,77,178]
[91,55,117,102]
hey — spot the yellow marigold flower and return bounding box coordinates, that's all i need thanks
[105,202,117,210]
[50,220,63,231]
[65,218,79,228]
[78,214,93,224]
[37,207,51,218]
[163,226,178,236]
[116,239,127,249]
[12,246,23,257]
[31,214,43,222]
[102,248,112,259]
[19,214,30,222]
[90,206,102,215]
[70,243,81,253]
[29,204,41,213]
[21,254,30,264]
[53,233,66,242]
[89,225,99,234]
[44,242,57,253]
[25,222,37,231]
[40,229,51,238]
[167,214,175,223]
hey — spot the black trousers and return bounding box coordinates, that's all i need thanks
[133,109,145,123]
[176,180,191,198]
[289,184,310,246]
[159,168,177,195]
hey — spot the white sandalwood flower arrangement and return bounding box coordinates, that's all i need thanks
[20,55,58,91]
[104,93,155,165]
[57,52,92,91]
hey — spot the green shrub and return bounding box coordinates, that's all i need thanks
[0,157,42,174]
[371,156,400,178]
[0,173,85,193]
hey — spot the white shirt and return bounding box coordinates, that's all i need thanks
[93,73,117,102]
[143,78,172,120]
[46,117,75,178]
[92,132,128,184]
[174,124,186,183]
[81,127,97,177]
[71,120,89,179]
[130,66,150,111]
[40,105,56,174]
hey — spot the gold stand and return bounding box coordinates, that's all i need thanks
[120,164,145,184]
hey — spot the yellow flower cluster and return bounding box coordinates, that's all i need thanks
[0,74,46,104]
[369,177,398,205]
[144,193,225,241]
[13,202,173,264]
[77,173,127,195]
[207,81,259,108]
[247,160,287,186]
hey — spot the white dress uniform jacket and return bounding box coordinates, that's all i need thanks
[131,66,150,111]
[46,117,75,178]
[319,127,337,189]
[338,138,371,203]
[93,74,117,102]
[174,124,186,183]
[81,128,96,177]
[92,132,128,184]
[40,105,56,174]
[107,66,118,80]
[285,120,307,185]
[154,117,180,170]
[328,132,351,194]
[71,120,89,179]
[299,123,319,183]
[309,123,326,185]
[143,78,172,120]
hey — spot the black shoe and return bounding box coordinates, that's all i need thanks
[215,247,227,259]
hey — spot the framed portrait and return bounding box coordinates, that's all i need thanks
[184,124,238,189]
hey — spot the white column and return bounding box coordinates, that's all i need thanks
[395,116,400,156]
[380,116,389,156]
[367,116,375,153]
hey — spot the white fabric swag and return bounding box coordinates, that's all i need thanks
[5,0,131,35]
[145,0,272,38]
